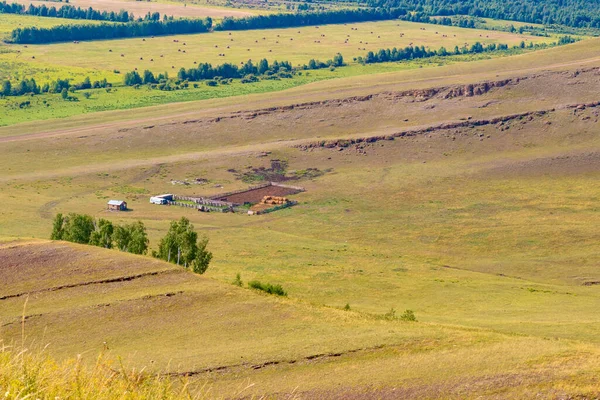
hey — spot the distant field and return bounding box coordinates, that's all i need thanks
[0,13,105,38]
[10,20,550,73]
[0,55,523,126]
[7,0,257,18]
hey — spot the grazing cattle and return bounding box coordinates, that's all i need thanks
[140,57,143,60]
[121,54,124,57]
[109,49,112,52]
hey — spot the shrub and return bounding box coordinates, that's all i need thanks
[343,303,351,311]
[248,280,287,296]
[232,272,243,287]
[400,309,417,321]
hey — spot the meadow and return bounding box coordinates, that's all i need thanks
[9,19,549,74]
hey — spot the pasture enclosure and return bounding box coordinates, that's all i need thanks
[211,182,304,204]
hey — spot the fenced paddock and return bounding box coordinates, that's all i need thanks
[211,182,305,205]
[154,182,304,214]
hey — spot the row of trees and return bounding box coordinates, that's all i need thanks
[402,12,477,28]
[0,1,133,22]
[51,213,149,254]
[359,36,576,64]
[365,0,600,29]
[360,39,551,64]
[123,54,345,88]
[123,58,295,86]
[214,7,407,31]
[9,17,212,44]
[1,76,108,97]
[50,214,212,274]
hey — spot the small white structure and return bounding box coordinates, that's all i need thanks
[150,194,174,205]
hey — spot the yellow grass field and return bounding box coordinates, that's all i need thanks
[6,19,549,74]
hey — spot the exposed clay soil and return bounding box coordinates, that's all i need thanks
[213,185,300,204]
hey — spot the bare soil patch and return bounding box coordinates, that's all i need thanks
[213,184,301,204]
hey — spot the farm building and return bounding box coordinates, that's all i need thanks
[107,200,127,211]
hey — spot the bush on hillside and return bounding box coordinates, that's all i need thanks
[248,280,287,296]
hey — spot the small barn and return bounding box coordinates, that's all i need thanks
[107,200,127,211]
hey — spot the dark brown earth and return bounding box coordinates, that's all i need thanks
[213,184,301,204]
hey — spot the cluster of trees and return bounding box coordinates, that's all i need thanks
[9,17,212,44]
[403,12,477,28]
[360,36,575,64]
[360,41,519,64]
[123,58,295,87]
[214,7,407,31]
[1,76,108,97]
[305,53,345,69]
[0,1,133,22]
[50,213,149,254]
[365,0,600,29]
[152,217,212,274]
[123,53,346,90]
[50,214,212,274]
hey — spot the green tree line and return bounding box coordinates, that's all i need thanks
[51,214,212,274]
[1,76,108,97]
[359,36,576,64]
[9,17,212,44]
[364,0,600,29]
[214,7,407,31]
[122,54,344,88]
[0,1,132,22]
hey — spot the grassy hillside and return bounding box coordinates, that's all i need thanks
[2,240,600,398]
